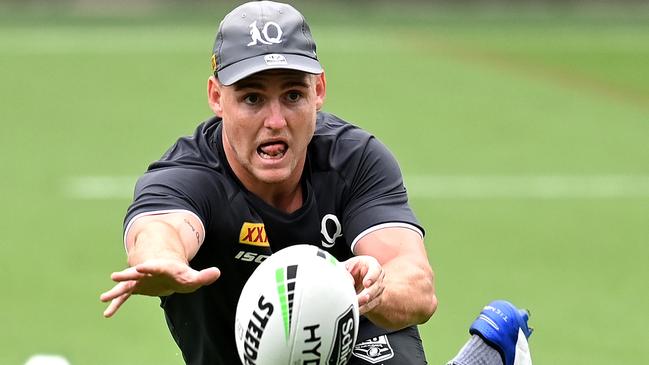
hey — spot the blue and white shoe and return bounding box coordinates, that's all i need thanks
[469,300,533,365]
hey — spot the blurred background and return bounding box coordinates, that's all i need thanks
[1,0,648,364]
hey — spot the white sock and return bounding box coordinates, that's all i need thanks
[513,329,532,365]
[447,335,503,365]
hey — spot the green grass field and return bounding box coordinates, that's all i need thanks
[2,2,648,364]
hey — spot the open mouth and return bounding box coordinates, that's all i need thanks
[257,141,288,159]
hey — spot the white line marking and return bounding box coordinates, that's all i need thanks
[404,175,649,199]
[61,176,136,199]
[25,354,70,365]
[62,175,649,200]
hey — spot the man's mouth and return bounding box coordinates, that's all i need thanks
[257,141,288,159]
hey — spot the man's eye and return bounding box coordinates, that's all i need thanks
[286,92,301,102]
[243,94,261,105]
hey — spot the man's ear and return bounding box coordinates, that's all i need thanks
[315,71,326,111]
[207,76,223,117]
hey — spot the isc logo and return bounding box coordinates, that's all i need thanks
[235,251,269,263]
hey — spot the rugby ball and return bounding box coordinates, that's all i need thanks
[235,244,359,365]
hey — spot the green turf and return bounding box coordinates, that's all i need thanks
[1,3,648,364]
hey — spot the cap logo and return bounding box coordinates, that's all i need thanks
[210,54,217,72]
[264,54,287,66]
[247,20,283,46]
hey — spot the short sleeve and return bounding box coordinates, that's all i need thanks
[341,136,424,249]
[123,166,221,235]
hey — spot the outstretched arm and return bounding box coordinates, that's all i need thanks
[100,212,220,317]
[346,226,437,330]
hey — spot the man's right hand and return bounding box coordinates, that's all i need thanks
[100,258,220,318]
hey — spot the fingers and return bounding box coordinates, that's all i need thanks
[357,268,385,313]
[345,256,381,287]
[101,262,221,317]
[100,280,137,318]
[100,280,137,303]
[358,282,384,315]
[132,260,182,277]
[357,269,385,300]
[103,292,131,318]
[360,259,382,288]
[111,267,148,282]
[344,256,364,276]
[344,257,368,289]
[344,256,385,315]
[135,262,221,288]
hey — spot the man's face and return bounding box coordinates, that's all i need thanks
[208,69,326,189]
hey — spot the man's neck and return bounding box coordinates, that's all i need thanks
[256,182,303,213]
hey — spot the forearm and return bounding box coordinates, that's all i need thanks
[125,212,204,267]
[365,255,437,330]
[102,213,214,318]
[127,220,189,266]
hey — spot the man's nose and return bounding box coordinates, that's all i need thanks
[264,100,287,129]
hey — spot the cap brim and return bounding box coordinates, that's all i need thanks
[217,54,323,86]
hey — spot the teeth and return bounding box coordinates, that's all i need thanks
[259,150,285,159]
[258,142,287,159]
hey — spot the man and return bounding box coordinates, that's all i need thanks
[101,2,532,365]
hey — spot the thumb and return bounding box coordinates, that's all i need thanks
[195,267,221,285]
[344,256,361,273]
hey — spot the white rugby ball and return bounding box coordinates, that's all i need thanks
[235,244,359,365]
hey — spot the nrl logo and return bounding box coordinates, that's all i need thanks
[247,20,283,46]
[352,335,394,363]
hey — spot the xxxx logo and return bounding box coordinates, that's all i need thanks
[239,222,269,247]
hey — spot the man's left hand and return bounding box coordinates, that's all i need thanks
[344,255,385,315]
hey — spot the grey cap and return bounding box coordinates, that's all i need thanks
[211,1,323,86]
